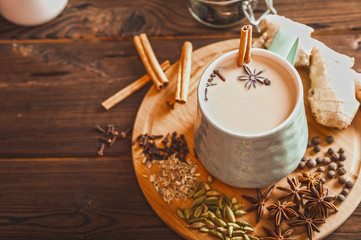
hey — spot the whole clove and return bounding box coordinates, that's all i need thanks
[133,132,190,163]
[95,124,132,156]
[97,143,105,156]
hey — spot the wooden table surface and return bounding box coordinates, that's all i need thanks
[0,0,361,239]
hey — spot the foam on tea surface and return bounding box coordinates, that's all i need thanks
[200,51,298,135]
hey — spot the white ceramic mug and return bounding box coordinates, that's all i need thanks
[0,0,68,26]
[194,48,308,188]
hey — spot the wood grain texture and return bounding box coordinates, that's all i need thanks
[0,0,360,40]
[0,38,229,158]
[132,39,361,240]
[0,35,360,158]
[0,0,361,238]
[0,157,179,239]
[0,155,358,240]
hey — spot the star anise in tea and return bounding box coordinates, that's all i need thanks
[289,209,325,240]
[303,184,338,218]
[262,226,296,240]
[238,64,270,89]
[267,201,298,226]
[298,171,322,190]
[242,184,275,222]
[277,177,310,209]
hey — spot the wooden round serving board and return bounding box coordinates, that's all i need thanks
[132,39,361,240]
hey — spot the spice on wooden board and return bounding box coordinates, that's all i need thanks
[242,184,275,223]
[289,209,325,240]
[149,155,199,203]
[267,201,298,226]
[133,132,189,163]
[176,176,259,240]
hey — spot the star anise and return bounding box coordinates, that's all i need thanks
[238,64,269,89]
[262,226,296,240]
[277,177,310,208]
[298,171,321,190]
[242,184,275,223]
[303,184,338,218]
[289,209,325,240]
[267,201,298,226]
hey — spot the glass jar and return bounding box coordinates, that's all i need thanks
[187,0,277,30]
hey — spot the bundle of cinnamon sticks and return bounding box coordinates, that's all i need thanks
[102,33,193,110]
[133,33,169,90]
[102,25,251,111]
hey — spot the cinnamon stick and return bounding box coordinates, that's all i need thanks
[101,60,171,110]
[175,47,184,101]
[180,41,193,102]
[237,25,249,66]
[176,41,193,103]
[134,35,163,90]
[244,25,252,63]
[139,33,169,87]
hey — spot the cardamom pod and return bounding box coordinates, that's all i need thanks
[215,208,222,219]
[208,205,219,213]
[226,205,236,222]
[199,226,210,233]
[222,205,227,220]
[192,195,207,208]
[188,189,196,199]
[204,183,211,191]
[230,237,244,240]
[234,210,246,217]
[205,218,215,228]
[242,233,250,240]
[212,216,227,227]
[202,203,208,212]
[176,208,185,219]
[231,203,244,211]
[218,197,224,209]
[236,220,253,228]
[231,197,237,205]
[207,175,213,184]
[193,188,205,199]
[210,229,224,240]
[187,217,205,224]
[193,205,203,218]
[242,226,254,233]
[224,236,231,240]
[184,208,191,220]
[201,211,211,218]
[227,222,241,229]
[206,190,221,197]
[208,211,216,219]
[188,222,205,229]
[193,181,202,191]
[249,236,260,240]
[204,197,218,206]
[217,227,228,234]
[232,230,246,237]
[228,226,233,238]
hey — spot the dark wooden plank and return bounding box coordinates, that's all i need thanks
[0,0,360,40]
[0,157,179,239]
[0,37,230,158]
[0,157,357,239]
[1,35,361,158]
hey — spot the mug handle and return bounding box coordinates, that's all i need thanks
[241,0,277,32]
[268,29,300,65]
